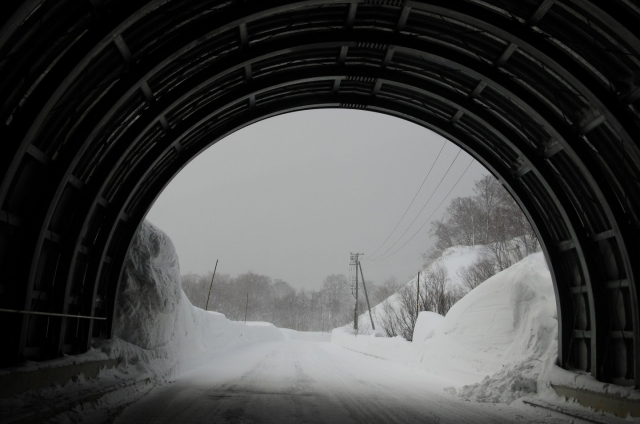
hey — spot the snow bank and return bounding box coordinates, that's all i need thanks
[97,221,284,380]
[113,221,182,349]
[442,253,557,402]
[1,221,286,423]
[412,311,444,343]
[333,252,558,404]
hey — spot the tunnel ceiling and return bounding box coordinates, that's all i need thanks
[1,0,640,386]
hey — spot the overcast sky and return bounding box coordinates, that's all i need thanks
[146,109,489,290]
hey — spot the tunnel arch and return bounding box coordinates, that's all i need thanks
[0,0,639,387]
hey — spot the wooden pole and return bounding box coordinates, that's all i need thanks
[244,282,249,324]
[204,259,218,311]
[359,262,375,330]
[354,257,359,332]
[416,271,420,318]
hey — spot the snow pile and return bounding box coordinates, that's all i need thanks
[113,221,182,349]
[449,253,557,403]
[412,311,444,343]
[333,252,558,404]
[2,221,287,423]
[98,220,284,380]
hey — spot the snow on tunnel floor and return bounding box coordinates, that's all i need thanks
[113,335,571,424]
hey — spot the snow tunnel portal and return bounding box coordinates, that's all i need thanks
[0,0,639,388]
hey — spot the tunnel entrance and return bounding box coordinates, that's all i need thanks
[0,0,639,388]
[145,109,487,298]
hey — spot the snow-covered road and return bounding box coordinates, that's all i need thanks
[114,336,570,424]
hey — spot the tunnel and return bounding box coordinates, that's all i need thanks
[0,0,639,389]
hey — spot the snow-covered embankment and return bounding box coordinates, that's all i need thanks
[333,252,558,403]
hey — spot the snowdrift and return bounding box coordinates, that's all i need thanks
[97,220,284,380]
[333,252,558,403]
[412,311,444,343]
[0,221,286,423]
[113,221,182,350]
[438,253,557,402]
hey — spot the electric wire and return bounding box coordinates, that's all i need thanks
[367,148,463,261]
[372,158,475,261]
[365,140,447,260]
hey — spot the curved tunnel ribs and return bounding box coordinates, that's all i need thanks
[0,0,639,387]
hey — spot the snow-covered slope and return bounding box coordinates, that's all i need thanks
[428,245,485,285]
[351,245,486,334]
[333,253,558,403]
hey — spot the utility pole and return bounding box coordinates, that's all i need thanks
[350,253,364,332]
[416,271,420,318]
[472,215,475,245]
[244,291,249,323]
[205,259,218,311]
[244,278,250,324]
[358,261,375,330]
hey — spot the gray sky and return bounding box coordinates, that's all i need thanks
[146,109,488,290]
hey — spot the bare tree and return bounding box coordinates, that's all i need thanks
[373,277,401,304]
[474,174,503,245]
[426,174,539,268]
[380,299,401,337]
[420,264,461,315]
[320,274,351,330]
[378,264,462,340]
[446,196,482,246]
[457,257,496,291]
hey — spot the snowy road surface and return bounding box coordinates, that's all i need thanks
[115,337,571,424]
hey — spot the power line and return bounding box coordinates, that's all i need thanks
[366,140,447,260]
[372,158,475,261]
[373,158,474,261]
[367,148,463,260]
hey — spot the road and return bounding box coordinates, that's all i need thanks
[115,335,571,424]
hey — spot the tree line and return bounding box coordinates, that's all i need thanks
[181,271,401,332]
[426,174,539,288]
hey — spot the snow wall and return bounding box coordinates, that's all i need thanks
[113,221,182,350]
[97,220,284,380]
[333,252,559,403]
